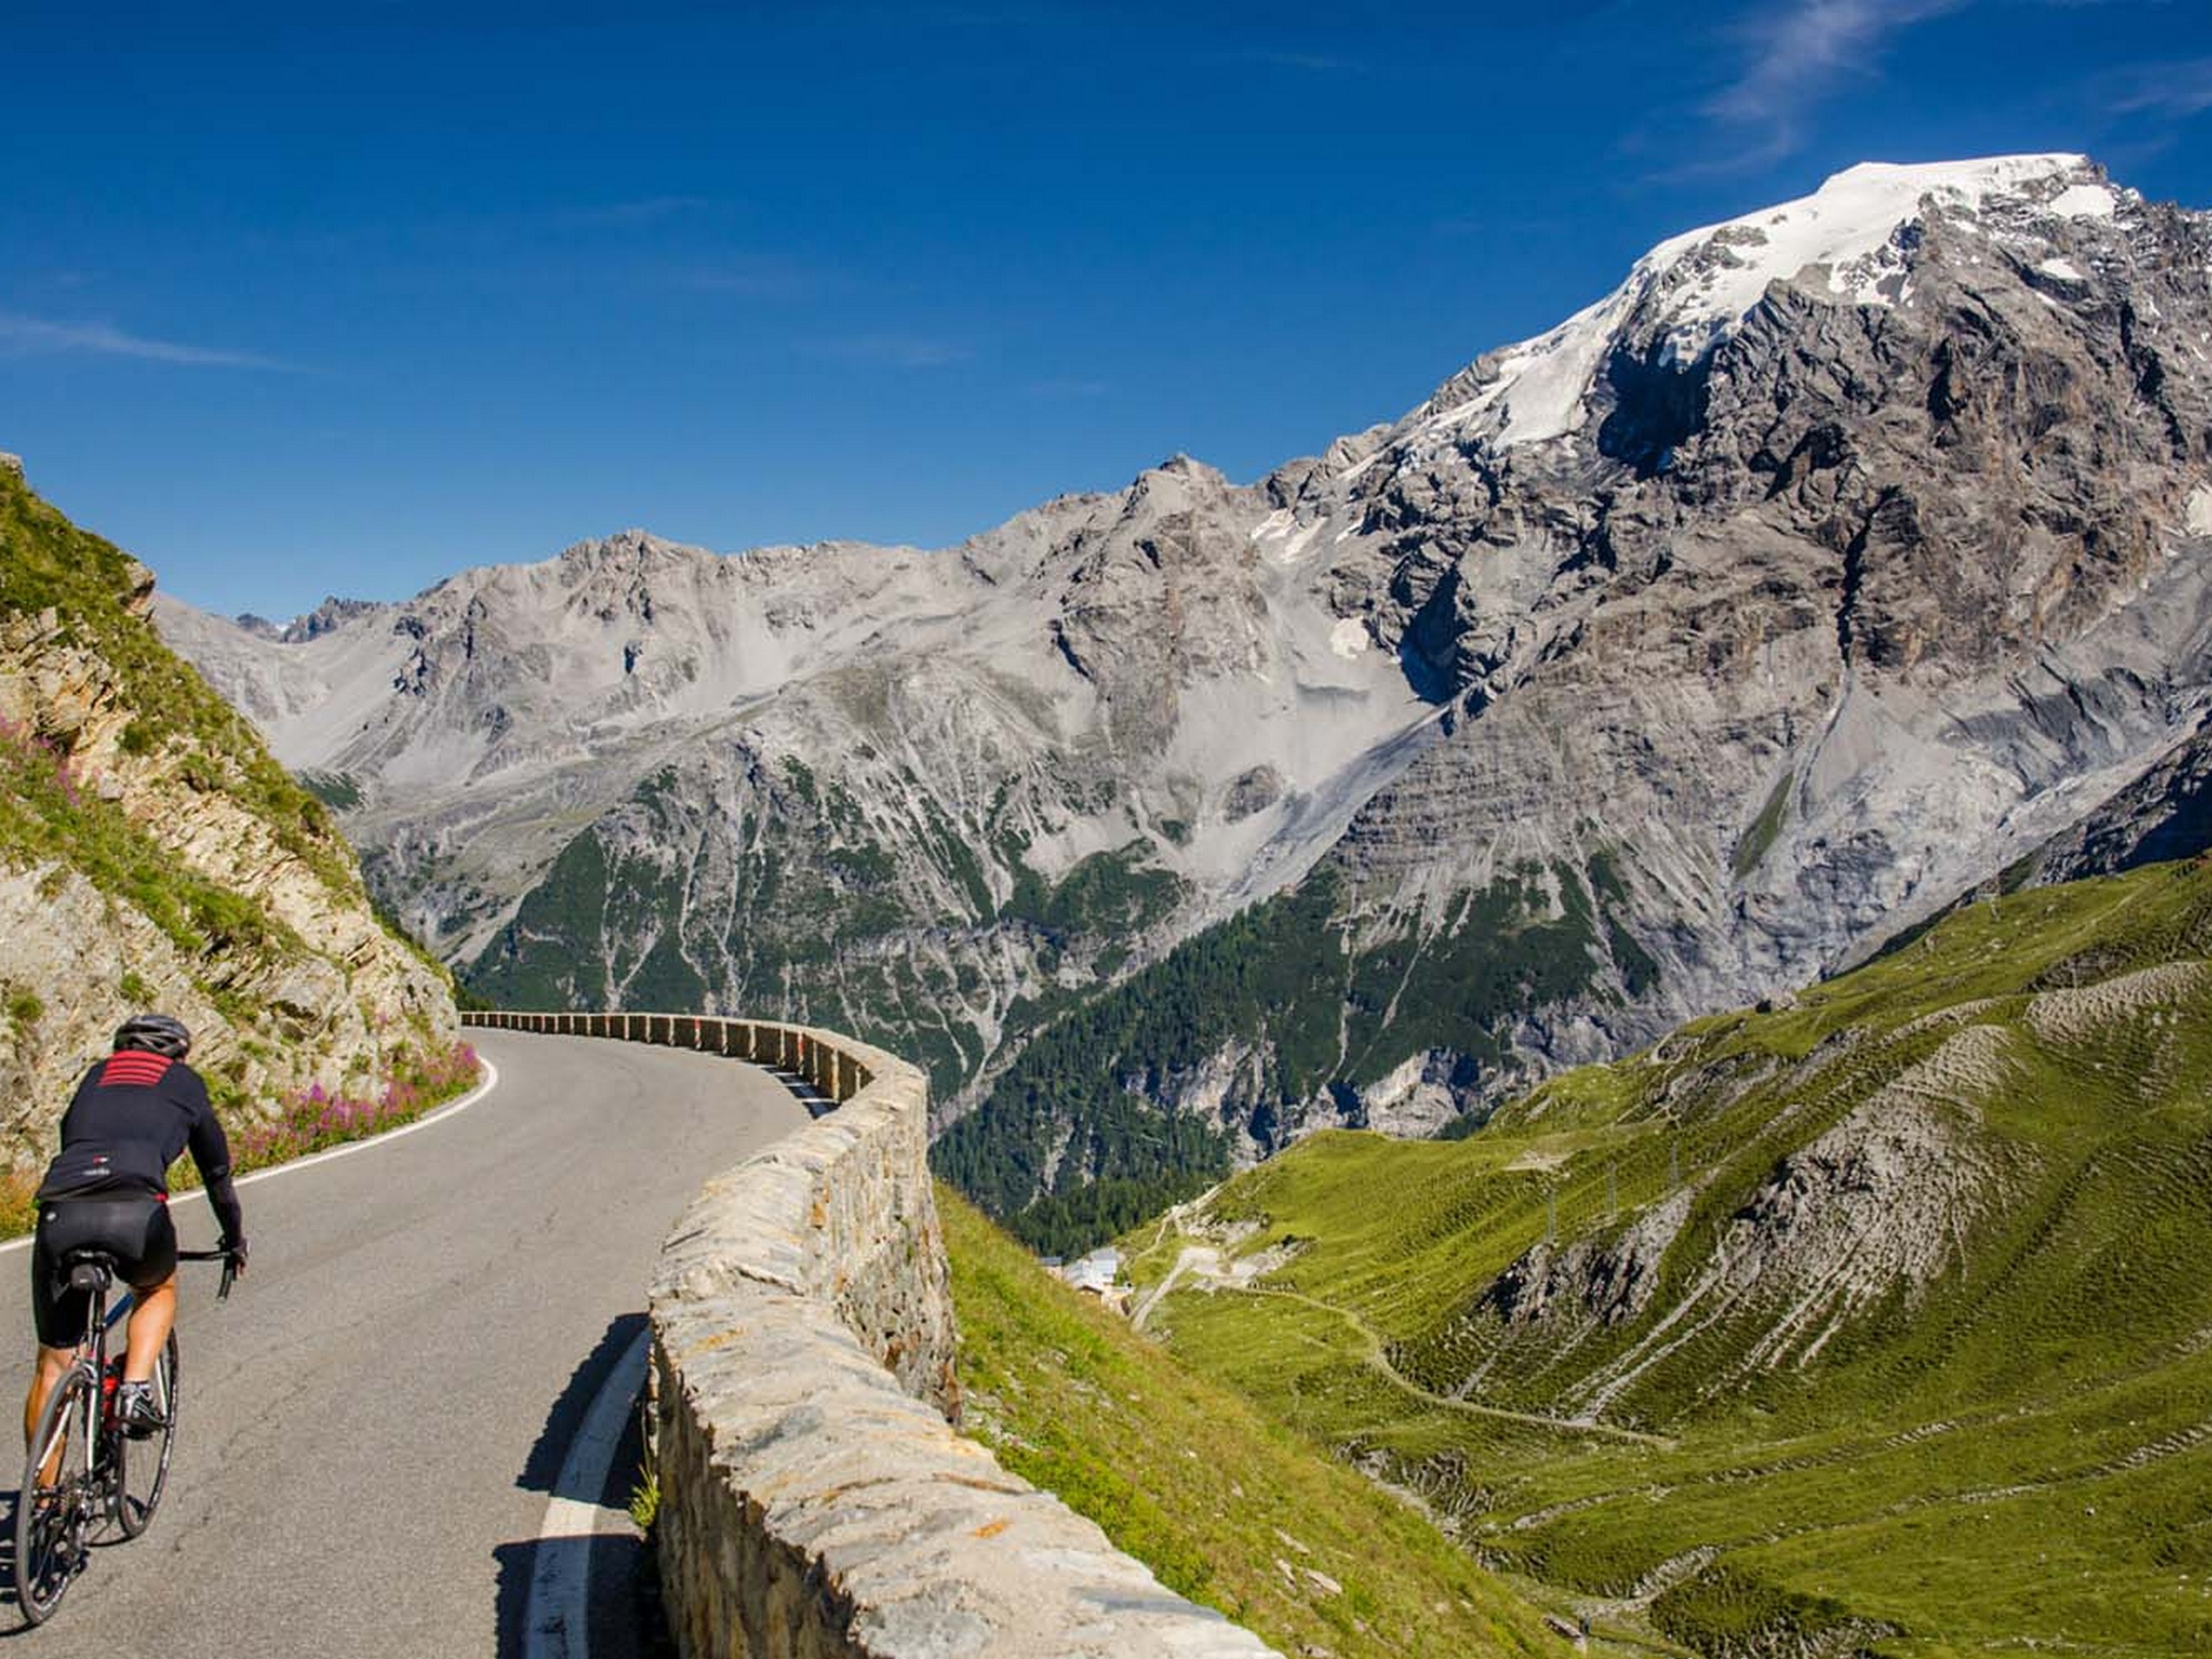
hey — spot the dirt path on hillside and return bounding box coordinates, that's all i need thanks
[1146,1238,1673,1447]
[1130,1244,1221,1332]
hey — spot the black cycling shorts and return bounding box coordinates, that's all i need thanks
[30,1193,177,1348]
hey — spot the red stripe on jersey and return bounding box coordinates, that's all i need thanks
[99,1053,173,1088]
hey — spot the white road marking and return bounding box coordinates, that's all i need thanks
[524,1325,652,1659]
[0,1056,505,1256]
[20,1033,660,1656]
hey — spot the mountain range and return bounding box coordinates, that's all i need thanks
[159,153,2212,1243]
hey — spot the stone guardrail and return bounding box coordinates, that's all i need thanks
[464,1010,1280,1659]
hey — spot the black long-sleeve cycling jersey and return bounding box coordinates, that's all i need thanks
[40,1051,245,1243]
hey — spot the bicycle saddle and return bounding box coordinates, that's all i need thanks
[60,1252,114,1293]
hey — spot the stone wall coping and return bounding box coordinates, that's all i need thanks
[463,1009,1281,1659]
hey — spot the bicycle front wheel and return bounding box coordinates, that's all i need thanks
[16,1364,96,1625]
[114,1333,178,1538]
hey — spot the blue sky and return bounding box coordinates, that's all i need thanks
[4,1,2209,617]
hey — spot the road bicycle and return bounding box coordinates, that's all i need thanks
[14,1243,236,1625]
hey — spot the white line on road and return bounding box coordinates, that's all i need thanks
[524,1325,652,1659]
[16,1033,657,1657]
[0,1055,505,1255]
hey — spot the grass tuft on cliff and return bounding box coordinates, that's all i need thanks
[0,464,357,896]
[0,463,460,1179]
[938,1185,1559,1658]
[1125,855,2212,1657]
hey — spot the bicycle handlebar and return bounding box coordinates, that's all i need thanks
[176,1247,239,1300]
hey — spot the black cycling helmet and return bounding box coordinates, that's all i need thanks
[113,1012,191,1059]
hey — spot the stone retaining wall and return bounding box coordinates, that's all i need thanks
[464,1010,1280,1659]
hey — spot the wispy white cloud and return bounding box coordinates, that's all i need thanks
[2098,55,2212,120]
[810,334,970,370]
[1655,0,2177,181]
[1225,48,1373,76]
[1706,0,1965,128]
[1666,0,1967,175]
[0,312,283,368]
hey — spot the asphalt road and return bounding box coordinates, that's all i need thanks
[0,1032,810,1656]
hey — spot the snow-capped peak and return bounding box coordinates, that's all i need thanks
[1426,154,2113,452]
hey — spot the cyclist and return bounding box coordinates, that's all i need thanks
[22,1014,247,1444]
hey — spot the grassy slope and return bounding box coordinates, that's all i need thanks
[0,466,358,898]
[0,468,464,1154]
[1124,859,2212,1656]
[939,1186,1564,1658]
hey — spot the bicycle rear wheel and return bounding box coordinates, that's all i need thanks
[114,1333,178,1538]
[16,1364,95,1625]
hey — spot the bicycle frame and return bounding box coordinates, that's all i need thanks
[47,1243,226,1494]
[29,1255,125,1516]
[18,1242,229,1624]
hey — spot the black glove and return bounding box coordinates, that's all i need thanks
[221,1235,249,1278]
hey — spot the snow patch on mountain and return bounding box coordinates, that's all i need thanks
[1424,154,2106,452]
[2048,181,2120,219]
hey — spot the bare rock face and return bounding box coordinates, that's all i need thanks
[161,156,2212,1224]
[160,464,1435,1106]
[0,467,457,1166]
[1482,1190,1695,1337]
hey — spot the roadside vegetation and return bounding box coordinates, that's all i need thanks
[1122,856,2212,1656]
[0,466,474,1236]
[0,1038,483,1237]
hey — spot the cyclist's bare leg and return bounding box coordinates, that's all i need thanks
[22,1346,73,1444]
[23,1345,74,1481]
[123,1274,176,1384]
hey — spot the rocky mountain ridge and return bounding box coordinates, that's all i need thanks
[161,153,2212,1234]
[0,462,459,1165]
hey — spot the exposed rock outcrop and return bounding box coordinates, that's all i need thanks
[0,465,458,1164]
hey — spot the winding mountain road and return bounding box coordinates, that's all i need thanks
[0,1031,810,1656]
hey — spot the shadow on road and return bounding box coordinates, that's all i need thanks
[764,1065,838,1119]
[493,1313,672,1659]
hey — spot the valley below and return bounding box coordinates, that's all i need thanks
[1120,856,2212,1656]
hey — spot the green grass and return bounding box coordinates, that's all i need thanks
[1127,857,2212,1656]
[0,467,359,898]
[939,1186,1570,1657]
[0,716,298,961]
[1732,772,1794,879]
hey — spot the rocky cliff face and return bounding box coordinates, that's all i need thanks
[161,465,1436,1101]
[0,464,458,1166]
[1255,155,2212,1084]
[162,155,2212,1232]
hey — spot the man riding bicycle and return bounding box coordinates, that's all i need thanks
[22,1014,248,1444]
